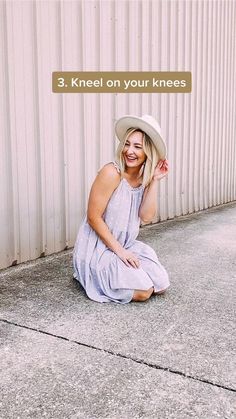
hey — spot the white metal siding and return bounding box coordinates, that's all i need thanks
[0,0,235,269]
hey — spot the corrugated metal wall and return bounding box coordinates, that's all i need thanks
[0,0,235,269]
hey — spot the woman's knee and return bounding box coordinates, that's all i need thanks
[132,287,154,302]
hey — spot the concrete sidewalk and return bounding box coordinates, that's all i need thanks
[0,202,236,418]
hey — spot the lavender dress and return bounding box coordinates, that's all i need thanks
[73,162,170,304]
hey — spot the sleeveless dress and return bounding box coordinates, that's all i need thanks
[73,162,170,304]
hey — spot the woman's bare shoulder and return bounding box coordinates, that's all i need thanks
[97,162,121,185]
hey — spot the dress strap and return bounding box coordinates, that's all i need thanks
[97,161,121,174]
[111,161,121,173]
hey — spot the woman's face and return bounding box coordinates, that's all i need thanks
[122,131,147,169]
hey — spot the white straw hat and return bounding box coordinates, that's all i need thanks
[115,114,167,160]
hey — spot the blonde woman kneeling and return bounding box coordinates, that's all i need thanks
[73,114,170,304]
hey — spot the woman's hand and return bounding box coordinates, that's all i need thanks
[153,159,169,181]
[116,248,140,269]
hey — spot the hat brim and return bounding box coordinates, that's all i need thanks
[115,115,167,160]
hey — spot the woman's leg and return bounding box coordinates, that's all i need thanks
[132,287,154,302]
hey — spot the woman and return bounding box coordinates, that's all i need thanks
[73,114,170,303]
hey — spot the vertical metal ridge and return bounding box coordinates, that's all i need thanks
[0,0,14,267]
[99,0,115,169]
[188,0,195,214]
[35,1,46,257]
[57,0,66,250]
[32,0,44,256]
[182,0,188,214]
[200,0,209,210]
[128,0,141,116]
[158,0,168,221]
[220,1,227,204]
[225,0,231,203]
[167,0,178,220]
[232,0,236,199]
[207,0,215,209]
[230,0,236,201]
[192,0,200,211]
[228,0,234,201]
[213,0,221,205]
[81,0,100,204]
[211,0,218,207]
[115,0,129,131]
[163,0,171,221]
[60,0,69,249]
[217,0,224,205]
[182,0,192,216]
[197,0,205,210]
[5,1,21,266]
[175,0,185,218]
[141,0,152,115]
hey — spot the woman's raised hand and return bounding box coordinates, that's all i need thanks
[153,159,169,181]
[116,248,140,269]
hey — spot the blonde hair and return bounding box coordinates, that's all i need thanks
[115,128,159,187]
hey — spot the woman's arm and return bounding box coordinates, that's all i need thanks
[138,178,159,223]
[87,164,140,268]
[139,159,169,223]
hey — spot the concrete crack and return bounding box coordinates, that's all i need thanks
[1,317,235,394]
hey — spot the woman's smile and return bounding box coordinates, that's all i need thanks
[125,155,138,163]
